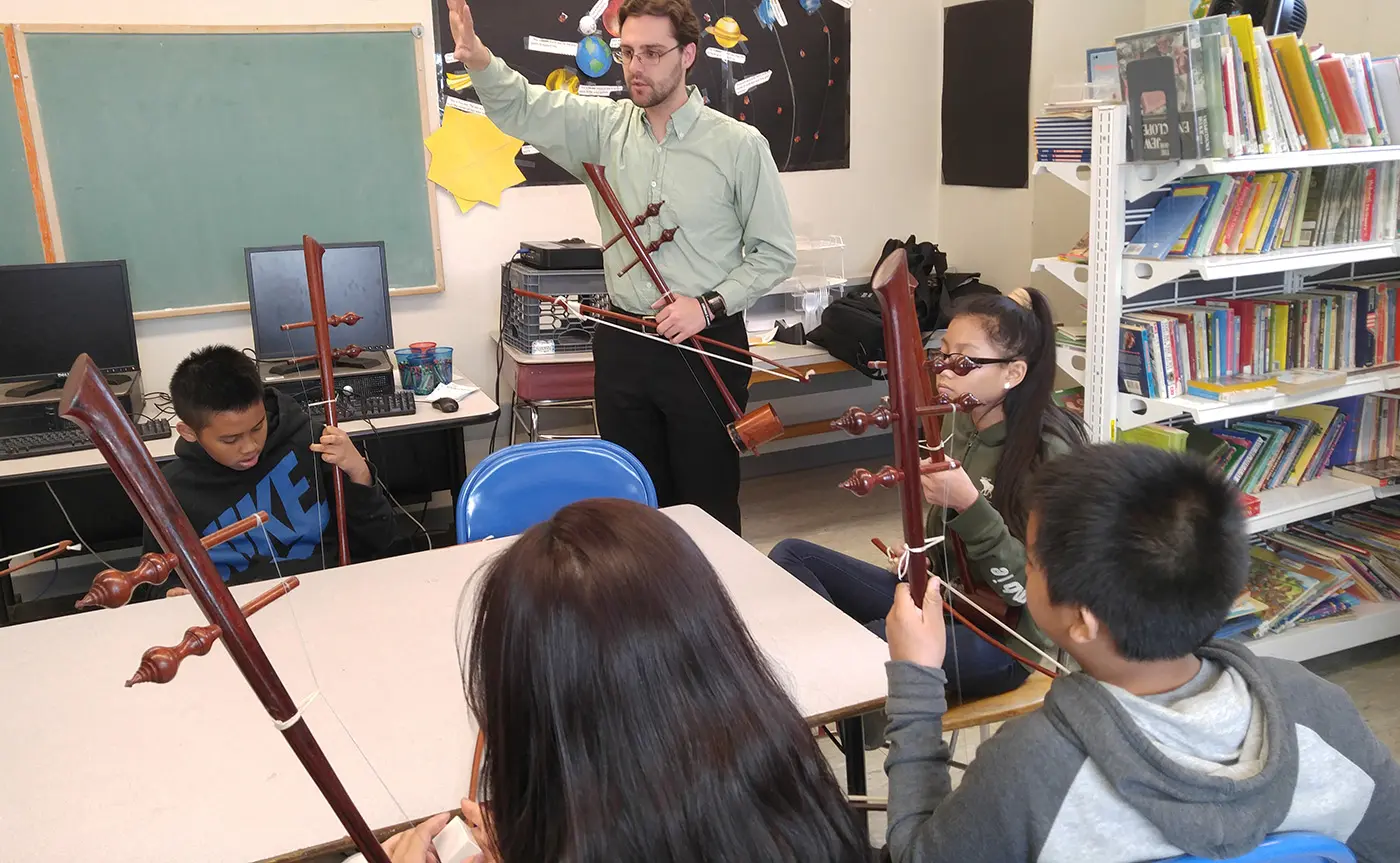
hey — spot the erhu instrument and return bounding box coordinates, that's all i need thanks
[57,353,393,863]
[830,250,1062,680]
[580,162,788,453]
[278,235,358,567]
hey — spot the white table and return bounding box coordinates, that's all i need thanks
[0,505,889,862]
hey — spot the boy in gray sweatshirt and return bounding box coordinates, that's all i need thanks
[883,443,1400,863]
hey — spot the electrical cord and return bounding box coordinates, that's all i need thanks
[489,251,528,455]
[44,481,117,571]
[25,558,61,603]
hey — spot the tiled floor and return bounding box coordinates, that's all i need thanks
[739,458,1400,847]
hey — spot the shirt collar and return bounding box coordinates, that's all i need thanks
[640,85,704,140]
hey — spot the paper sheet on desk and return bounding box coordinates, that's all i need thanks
[420,381,480,402]
[424,109,526,213]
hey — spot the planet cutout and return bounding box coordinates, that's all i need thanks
[705,16,749,49]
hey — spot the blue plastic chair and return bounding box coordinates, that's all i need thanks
[455,439,657,543]
[1156,833,1354,863]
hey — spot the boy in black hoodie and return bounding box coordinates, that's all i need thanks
[883,443,1400,863]
[141,345,396,594]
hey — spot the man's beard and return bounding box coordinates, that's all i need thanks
[628,68,680,108]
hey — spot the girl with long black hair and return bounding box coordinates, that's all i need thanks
[381,498,870,863]
[769,286,1087,701]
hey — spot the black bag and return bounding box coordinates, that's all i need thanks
[806,285,889,379]
[808,236,999,379]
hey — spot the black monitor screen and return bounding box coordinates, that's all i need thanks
[0,261,140,384]
[246,242,394,360]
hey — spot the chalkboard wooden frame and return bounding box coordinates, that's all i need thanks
[9,23,444,320]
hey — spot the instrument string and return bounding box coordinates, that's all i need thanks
[257,519,413,825]
[560,299,799,382]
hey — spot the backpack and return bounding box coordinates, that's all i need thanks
[807,236,1000,379]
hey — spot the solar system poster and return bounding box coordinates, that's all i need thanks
[431,0,852,186]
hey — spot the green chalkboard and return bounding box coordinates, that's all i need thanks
[0,70,43,266]
[22,28,439,315]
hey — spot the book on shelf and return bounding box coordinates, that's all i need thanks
[1135,400,1355,495]
[1055,323,1087,347]
[1244,545,1347,636]
[1121,162,1400,261]
[1275,368,1348,394]
[1053,386,1084,417]
[1118,23,1199,160]
[1116,281,1400,401]
[1297,593,1360,624]
[1058,232,1089,264]
[1186,374,1279,402]
[1117,12,1400,162]
[1240,491,1262,517]
[1331,456,1400,487]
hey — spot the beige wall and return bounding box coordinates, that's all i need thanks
[937,0,1146,315]
[7,0,941,408]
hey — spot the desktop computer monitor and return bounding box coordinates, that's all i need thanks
[245,241,394,361]
[0,260,140,395]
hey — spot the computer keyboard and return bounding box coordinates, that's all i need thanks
[305,390,418,424]
[0,418,172,461]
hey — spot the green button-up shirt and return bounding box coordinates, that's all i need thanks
[471,55,797,315]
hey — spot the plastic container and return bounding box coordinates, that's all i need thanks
[501,261,608,354]
[395,343,453,395]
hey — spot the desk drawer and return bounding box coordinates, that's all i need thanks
[514,362,595,401]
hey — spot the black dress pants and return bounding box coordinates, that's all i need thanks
[592,312,751,535]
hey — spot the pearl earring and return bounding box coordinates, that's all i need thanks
[1003,382,1012,390]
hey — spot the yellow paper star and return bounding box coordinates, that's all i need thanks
[423,109,527,211]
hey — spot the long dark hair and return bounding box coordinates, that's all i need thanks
[459,499,868,863]
[954,287,1086,540]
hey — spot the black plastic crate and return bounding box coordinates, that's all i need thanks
[501,262,608,355]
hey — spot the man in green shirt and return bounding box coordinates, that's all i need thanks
[448,0,796,534]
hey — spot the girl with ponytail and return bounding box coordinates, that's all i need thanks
[769,286,1086,701]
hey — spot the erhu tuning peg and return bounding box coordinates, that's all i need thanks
[839,465,903,496]
[831,404,895,436]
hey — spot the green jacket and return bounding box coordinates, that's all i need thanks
[923,410,1074,666]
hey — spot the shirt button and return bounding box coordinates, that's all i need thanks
[651,181,657,188]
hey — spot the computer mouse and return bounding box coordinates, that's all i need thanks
[433,397,459,413]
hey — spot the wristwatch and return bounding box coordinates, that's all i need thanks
[701,290,727,321]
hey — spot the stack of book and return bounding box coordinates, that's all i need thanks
[1335,395,1400,463]
[1035,110,1094,163]
[1223,500,1400,640]
[1122,165,1400,261]
[1119,401,1357,496]
[1115,14,1400,161]
[1117,282,1400,400]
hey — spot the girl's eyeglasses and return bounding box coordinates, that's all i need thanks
[929,349,1016,368]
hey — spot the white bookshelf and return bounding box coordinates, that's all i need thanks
[1248,600,1400,663]
[1043,144,1400,203]
[1246,475,1379,534]
[1037,103,1400,662]
[1116,368,1400,432]
[1122,241,1400,297]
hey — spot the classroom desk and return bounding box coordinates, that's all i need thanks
[0,504,889,862]
[496,333,854,443]
[0,386,500,486]
[0,386,500,624]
